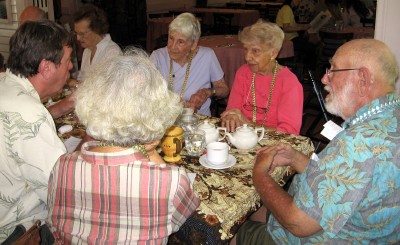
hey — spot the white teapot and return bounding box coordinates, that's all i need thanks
[196,120,227,144]
[225,124,265,150]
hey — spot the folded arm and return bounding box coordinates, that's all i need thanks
[253,147,322,237]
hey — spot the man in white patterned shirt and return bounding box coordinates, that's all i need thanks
[0,20,73,242]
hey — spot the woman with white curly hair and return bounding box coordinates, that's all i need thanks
[47,48,200,244]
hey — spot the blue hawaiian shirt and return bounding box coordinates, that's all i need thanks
[267,94,400,244]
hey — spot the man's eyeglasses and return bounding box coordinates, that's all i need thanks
[325,68,360,79]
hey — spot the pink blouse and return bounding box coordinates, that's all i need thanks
[226,65,303,135]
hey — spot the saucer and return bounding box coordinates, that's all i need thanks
[199,155,236,169]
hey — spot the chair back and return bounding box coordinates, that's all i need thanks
[266,4,281,22]
[300,70,332,152]
[317,31,353,77]
[148,12,172,19]
[226,3,242,9]
[155,34,169,50]
[360,17,375,27]
[212,13,236,35]
[26,0,54,21]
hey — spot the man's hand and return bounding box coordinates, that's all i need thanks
[257,143,309,174]
[254,147,277,175]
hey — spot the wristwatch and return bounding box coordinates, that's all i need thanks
[211,88,216,97]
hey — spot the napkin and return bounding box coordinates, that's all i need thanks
[64,136,82,153]
[187,173,196,186]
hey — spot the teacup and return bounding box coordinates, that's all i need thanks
[206,142,229,166]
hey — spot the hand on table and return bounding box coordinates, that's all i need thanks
[220,109,252,132]
[257,143,308,174]
[254,146,277,175]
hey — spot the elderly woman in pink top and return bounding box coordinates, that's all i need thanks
[221,20,303,135]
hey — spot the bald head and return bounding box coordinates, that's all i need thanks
[336,39,399,89]
[20,6,47,23]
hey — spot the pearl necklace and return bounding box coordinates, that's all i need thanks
[251,60,278,126]
[169,52,194,99]
[346,98,400,128]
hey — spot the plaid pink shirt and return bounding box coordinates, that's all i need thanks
[47,141,199,244]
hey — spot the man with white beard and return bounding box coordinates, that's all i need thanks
[232,39,400,244]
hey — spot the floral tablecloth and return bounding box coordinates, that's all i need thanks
[168,115,314,244]
[54,111,314,244]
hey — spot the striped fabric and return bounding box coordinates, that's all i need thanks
[47,141,199,244]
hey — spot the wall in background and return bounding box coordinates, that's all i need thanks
[375,0,400,93]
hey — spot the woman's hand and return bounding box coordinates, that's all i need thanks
[220,109,252,132]
[187,88,212,111]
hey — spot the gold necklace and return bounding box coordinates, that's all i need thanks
[169,51,194,99]
[251,60,278,126]
[99,141,149,159]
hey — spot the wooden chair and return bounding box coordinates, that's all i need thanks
[244,3,267,19]
[360,18,375,27]
[300,70,332,152]
[27,0,55,20]
[226,2,242,9]
[148,12,172,19]
[316,31,354,78]
[212,13,236,35]
[265,4,281,22]
[244,3,261,9]
[155,34,168,50]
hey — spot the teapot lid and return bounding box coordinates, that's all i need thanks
[197,120,214,130]
[236,124,253,133]
[165,126,184,136]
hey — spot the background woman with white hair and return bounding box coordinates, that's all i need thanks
[221,20,303,135]
[150,12,229,116]
[47,49,200,244]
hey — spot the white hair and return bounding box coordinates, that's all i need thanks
[169,12,201,43]
[75,47,183,146]
[239,19,285,51]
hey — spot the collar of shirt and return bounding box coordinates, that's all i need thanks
[81,140,149,165]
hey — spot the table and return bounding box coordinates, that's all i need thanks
[54,112,314,244]
[171,7,260,29]
[169,115,314,243]
[198,35,294,88]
